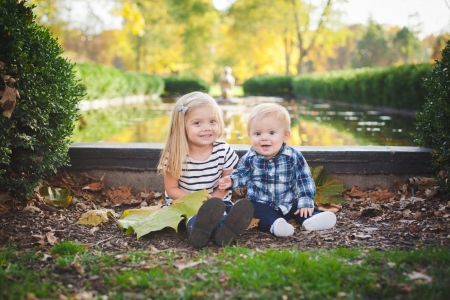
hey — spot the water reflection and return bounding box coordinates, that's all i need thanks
[100,98,417,146]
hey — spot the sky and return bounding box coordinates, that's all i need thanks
[214,0,450,39]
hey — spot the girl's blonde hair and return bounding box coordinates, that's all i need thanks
[157,91,225,178]
[247,102,291,134]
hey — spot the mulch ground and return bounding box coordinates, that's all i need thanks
[1,172,449,253]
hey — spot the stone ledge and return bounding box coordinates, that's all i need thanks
[67,143,434,191]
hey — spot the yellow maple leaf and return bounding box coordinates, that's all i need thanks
[76,209,115,226]
[118,190,208,239]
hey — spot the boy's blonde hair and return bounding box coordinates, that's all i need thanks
[247,103,291,134]
[157,91,225,178]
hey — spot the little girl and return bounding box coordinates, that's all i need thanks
[157,91,253,248]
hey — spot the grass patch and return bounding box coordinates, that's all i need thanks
[1,244,449,299]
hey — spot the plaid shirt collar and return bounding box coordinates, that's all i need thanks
[247,143,293,160]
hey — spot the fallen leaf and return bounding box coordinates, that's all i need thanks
[317,203,341,213]
[76,209,115,226]
[345,186,368,198]
[45,232,58,245]
[0,82,19,118]
[82,174,105,192]
[118,190,208,239]
[71,254,85,274]
[38,186,72,208]
[174,259,205,271]
[405,271,433,283]
[23,205,41,213]
[311,166,345,204]
[247,218,259,230]
[417,178,436,191]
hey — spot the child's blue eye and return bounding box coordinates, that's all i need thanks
[270,131,275,135]
[255,132,261,136]
[210,120,217,124]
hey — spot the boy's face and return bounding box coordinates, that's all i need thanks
[248,114,291,158]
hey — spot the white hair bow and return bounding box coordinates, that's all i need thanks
[177,103,189,114]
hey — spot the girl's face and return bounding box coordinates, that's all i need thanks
[248,114,291,158]
[185,106,220,148]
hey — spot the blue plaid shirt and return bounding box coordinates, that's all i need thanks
[229,144,316,214]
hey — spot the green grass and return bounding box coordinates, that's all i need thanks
[209,85,244,97]
[1,244,449,299]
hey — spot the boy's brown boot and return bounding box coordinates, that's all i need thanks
[214,199,254,246]
[187,197,225,248]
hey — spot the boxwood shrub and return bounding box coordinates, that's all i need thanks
[242,75,294,98]
[162,76,210,97]
[0,0,84,199]
[415,41,450,196]
[73,63,164,100]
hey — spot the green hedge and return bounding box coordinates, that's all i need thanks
[415,41,450,196]
[0,0,84,199]
[162,76,210,96]
[73,63,164,100]
[292,63,433,110]
[242,75,294,98]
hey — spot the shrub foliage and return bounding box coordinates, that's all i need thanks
[415,41,450,195]
[162,76,210,96]
[242,75,294,98]
[0,0,84,198]
[292,63,432,110]
[73,63,164,100]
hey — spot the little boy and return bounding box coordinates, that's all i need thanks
[219,103,336,236]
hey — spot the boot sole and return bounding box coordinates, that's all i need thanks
[189,197,225,248]
[214,199,254,246]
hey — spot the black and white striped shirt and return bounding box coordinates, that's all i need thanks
[164,141,239,203]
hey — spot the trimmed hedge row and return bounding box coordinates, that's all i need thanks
[291,63,433,110]
[73,63,164,100]
[162,76,210,97]
[242,75,293,98]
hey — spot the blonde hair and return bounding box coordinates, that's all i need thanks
[247,103,291,135]
[157,91,225,178]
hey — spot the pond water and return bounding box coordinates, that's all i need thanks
[74,97,418,146]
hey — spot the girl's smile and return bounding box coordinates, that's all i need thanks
[185,106,221,148]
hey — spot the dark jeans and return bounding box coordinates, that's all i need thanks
[251,201,321,233]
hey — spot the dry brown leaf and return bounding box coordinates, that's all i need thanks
[0,83,19,118]
[418,178,436,191]
[45,232,58,245]
[82,173,105,192]
[345,186,368,198]
[71,254,85,274]
[105,186,139,206]
[317,203,341,213]
[246,218,259,230]
[369,190,396,203]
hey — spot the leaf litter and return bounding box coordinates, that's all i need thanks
[0,171,449,255]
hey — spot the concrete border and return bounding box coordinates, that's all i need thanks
[66,143,434,191]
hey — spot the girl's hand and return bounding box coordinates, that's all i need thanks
[294,207,314,218]
[218,176,232,190]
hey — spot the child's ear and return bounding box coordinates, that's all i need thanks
[284,131,291,142]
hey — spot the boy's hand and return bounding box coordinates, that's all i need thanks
[294,207,314,218]
[218,176,232,190]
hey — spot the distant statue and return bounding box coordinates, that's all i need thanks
[219,66,235,100]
